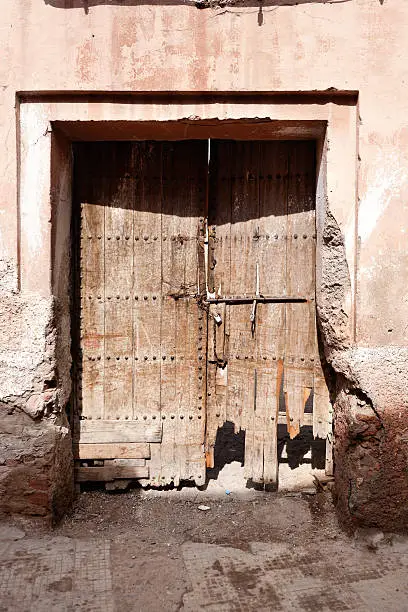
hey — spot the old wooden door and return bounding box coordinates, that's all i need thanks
[74,141,208,486]
[205,140,331,488]
[73,139,331,488]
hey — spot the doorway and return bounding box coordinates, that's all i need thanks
[72,139,331,489]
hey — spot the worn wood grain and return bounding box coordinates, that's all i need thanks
[73,443,150,460]
[76,420,162,444]
[103,144,134,420]
[254,142,288,486]
[76,466,149,482]
[105,458,146,467]
[284,141,316,439]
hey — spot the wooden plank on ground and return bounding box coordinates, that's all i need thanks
[73,443,150,460]
[76,420,162,444]
[76,466,149,482]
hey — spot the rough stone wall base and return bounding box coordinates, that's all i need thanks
[0,406,74,522]
[331,350,408,532]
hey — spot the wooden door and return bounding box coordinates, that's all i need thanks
[205,140,331,488]
[73,141,208,486]
[73,139,331,489]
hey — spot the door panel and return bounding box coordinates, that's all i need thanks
[74,141,208,486]
[206,140,318,488]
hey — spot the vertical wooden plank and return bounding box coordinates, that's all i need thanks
[253,142,288,487]
[132,142,163,482]
[206,140,232,465]
[157,142,178,485]
[313,356,330,439]
[313,351,334,475]
[103,144,134,420]
[158,141,207,486]
[284,141,316,439]
[228,141,258,441]
[76,144,105,423]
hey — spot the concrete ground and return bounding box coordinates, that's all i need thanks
[1,472,408,612]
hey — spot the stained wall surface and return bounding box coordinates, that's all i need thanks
[0,0,407,527]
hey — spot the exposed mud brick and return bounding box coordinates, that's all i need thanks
[334,379,408,532]
[0,407,74,520]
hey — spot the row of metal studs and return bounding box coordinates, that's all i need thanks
[83,235,200,241]
[83,233,315,241]
[83,355,315,362]
[80,414,202,420]
[84,295,160,300]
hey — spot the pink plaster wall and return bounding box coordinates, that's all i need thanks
[1,0,407,344]
[1,0,408,527]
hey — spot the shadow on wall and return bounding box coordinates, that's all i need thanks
[44,0,352,9]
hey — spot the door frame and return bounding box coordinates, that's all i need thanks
[16,91,359,485]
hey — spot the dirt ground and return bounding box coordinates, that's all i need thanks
[1,483,408,611]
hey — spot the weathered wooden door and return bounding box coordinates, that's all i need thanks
[205,140,331,488]
[74,141,208,486]
[73,139,331,488]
